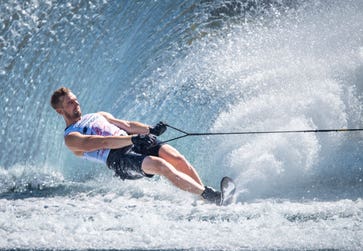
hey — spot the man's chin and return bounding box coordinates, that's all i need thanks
[74,110,81,118]
[65,111,81,121]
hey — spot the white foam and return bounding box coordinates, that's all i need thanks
[1,180,362,250]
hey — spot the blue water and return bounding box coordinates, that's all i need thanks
[1,0,363,250]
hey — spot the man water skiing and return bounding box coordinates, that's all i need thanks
[50,87,224,205]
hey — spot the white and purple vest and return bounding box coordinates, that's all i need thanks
[64,113,127,164]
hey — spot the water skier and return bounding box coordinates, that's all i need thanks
[50,87,224,205]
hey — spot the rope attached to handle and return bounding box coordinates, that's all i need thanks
[160,124,363,144]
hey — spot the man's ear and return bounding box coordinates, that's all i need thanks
[56,108,63,115]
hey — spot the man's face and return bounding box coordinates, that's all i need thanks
[58,92,82,121]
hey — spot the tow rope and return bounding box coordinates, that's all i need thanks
[160,124,363,144]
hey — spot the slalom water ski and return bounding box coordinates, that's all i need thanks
[220,176,236,206]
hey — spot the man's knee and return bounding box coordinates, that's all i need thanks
[172,154,189,168]
[160,145,188,164]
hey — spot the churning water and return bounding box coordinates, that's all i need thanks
[1,0,363,250]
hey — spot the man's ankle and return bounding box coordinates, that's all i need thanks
[201,186,221,205]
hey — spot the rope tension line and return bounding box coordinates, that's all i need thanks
[160,124,363,144]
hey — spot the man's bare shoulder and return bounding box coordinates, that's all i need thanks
[64,132,86,154]
[64,131,82,142]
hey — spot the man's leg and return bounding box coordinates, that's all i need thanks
[141,155,204,195]
[158,144,204,186]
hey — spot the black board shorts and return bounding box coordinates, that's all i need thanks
[106,142,162,180]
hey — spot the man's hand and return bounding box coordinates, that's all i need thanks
[131,134,157,149]
[149,121,167,136]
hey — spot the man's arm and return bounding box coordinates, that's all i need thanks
[98,111,150,134]
[64,132,133,156]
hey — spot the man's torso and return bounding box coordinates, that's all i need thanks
[64,113,128,164]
